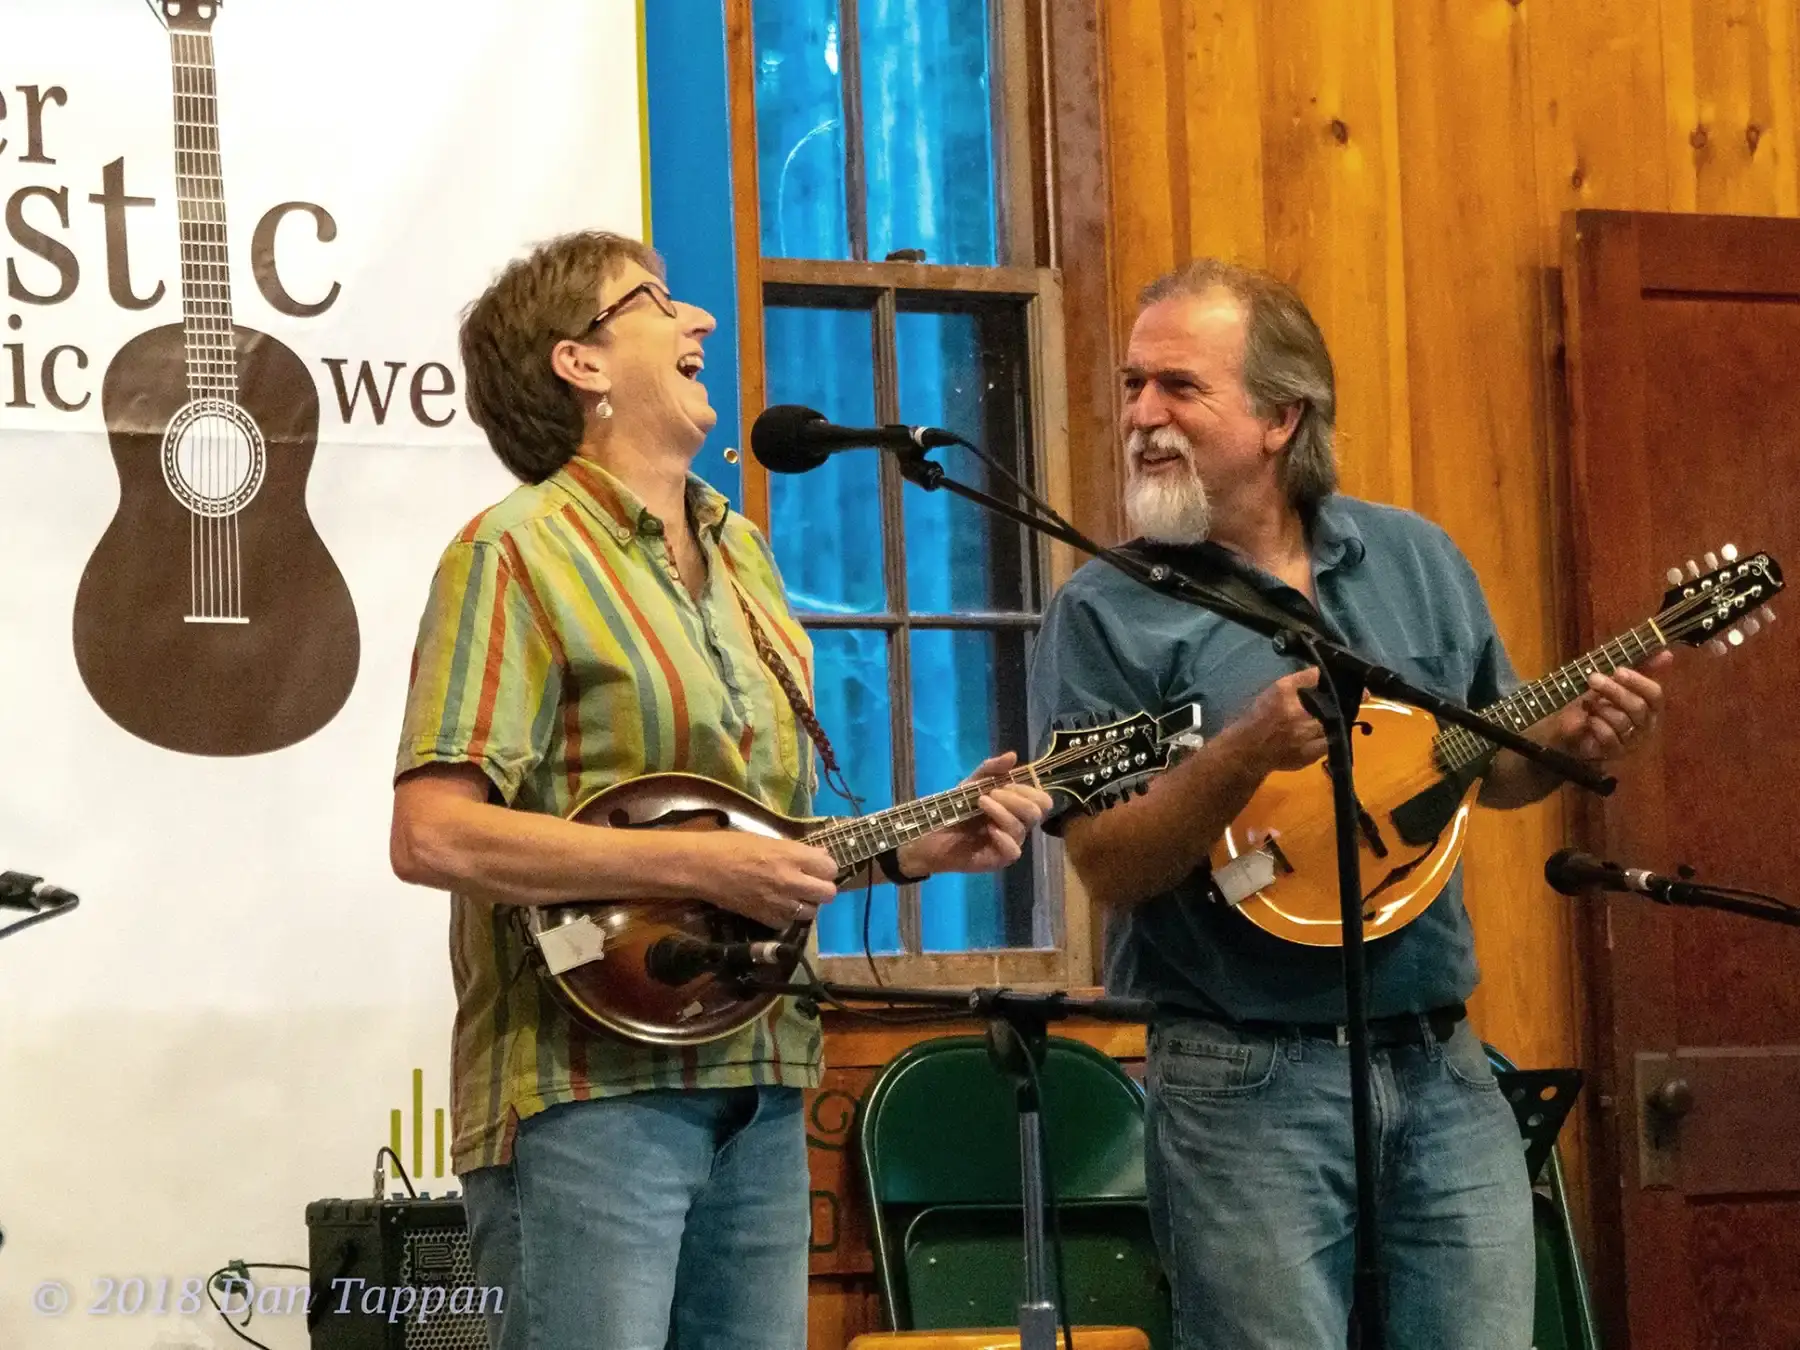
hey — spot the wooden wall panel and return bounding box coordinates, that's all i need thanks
[1089,0,1800,1296]
[1662,0,1798,215]
[1392,0,1561,1078]
[1258,0,1412,511]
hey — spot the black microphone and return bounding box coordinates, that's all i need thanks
[749,404,960,475]
[644,934,798,986]
[1544,848,1688,902]
[0,871,78,911]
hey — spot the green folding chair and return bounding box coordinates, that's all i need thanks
[855,1034,1172,1350]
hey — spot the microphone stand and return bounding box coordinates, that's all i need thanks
[1604,873,1800,927]
[886,443,1613,1348]
[733,968,1153,1350]
[0,873,80,943]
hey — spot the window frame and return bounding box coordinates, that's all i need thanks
[726,0,1093,989]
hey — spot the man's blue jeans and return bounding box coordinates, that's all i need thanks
[460,1085,810,1350]
[1144,1014,1535,1349]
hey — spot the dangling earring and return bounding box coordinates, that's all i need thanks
[597,393,614,421]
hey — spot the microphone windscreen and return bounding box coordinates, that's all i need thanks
[750,405,832,474]
[1544,848,1604,895]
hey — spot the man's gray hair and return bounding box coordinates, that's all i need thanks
[1138,259,1338,512]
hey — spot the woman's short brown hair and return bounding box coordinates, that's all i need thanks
[458,230,664,482]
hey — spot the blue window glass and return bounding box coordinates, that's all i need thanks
[754,0,999,264]
[765,304,885,616]
[896,307,1028,613]
[910,628,1035,950]
[753,0,851,260]
[860,0,999,265]
[810,627,901,955]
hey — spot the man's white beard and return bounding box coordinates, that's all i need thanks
[1124,427,1212,544]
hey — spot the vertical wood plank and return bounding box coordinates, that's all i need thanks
[1392,0,1570,1083]
[726,0,771,530]
[1258,0,1411,510]
[1104,0,1183,322]
[1663,0,1799,216]
[1527,0,1672,254]
[1177,0,1266,268]
[1047,0,1126,544]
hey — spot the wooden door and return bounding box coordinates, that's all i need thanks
[1564,210,1800,1350]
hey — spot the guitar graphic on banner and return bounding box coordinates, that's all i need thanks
[73,0,358,756]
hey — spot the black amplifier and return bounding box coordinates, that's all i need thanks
[303,1195,489,1350]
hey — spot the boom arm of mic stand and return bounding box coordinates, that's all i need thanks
[895,446,1610,797]
[1643,882,1800,927]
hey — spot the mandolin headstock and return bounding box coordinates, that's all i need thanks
[1657,545,1782,655]
[1038,704,1203,814]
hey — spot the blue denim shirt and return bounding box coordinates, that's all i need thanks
[1027,496,1517,1023]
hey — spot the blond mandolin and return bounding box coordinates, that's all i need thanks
[1212,548,1781,946]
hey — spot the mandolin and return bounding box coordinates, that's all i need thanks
[1212,547,1782,946]
[523,705,1202,1046]
[72,0,358,756]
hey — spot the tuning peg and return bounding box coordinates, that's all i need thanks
[1706,637,1728,655]
[1761,606,1777,625]
[1722,543,1739,562]
[1666,567,1685,586]
[1728,628,1745,647]
[1687,559,1702,579]
[1740,617,1762,638]
[1704,550,1720,571]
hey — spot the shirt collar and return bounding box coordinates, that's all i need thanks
[553,455,731,545]
[1309,495,1366,572]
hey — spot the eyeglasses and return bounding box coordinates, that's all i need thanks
[576,281,678,340]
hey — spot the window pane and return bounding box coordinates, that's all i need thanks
[752,0,852,260]
[910,628,1037,951]
[766,304,886,615]
[897,306,1030,613]
[861,0,999,265]
[810,627,901,955]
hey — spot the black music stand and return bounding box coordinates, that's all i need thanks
[1494,1067,1584,1184]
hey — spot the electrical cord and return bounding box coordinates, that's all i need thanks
[377,1145,418,1197]
[0,896,77,942]
[205,1260,310,1350]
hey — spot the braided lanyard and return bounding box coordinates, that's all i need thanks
[727,579,854,801]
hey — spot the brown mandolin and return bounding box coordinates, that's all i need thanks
[1211,547,1781,946]
[523,705,1202,1046]
[72,0,358,757]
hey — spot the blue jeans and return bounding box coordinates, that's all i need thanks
[1144,1015,1534,1349]
[460,1086,811,1350]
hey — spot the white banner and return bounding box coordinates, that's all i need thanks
[1,2,643,1345]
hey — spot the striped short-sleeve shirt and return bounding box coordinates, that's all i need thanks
[396,455,824,1174]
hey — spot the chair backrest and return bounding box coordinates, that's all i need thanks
[858,1034,1147,1207]
[855,1034,1157,1337]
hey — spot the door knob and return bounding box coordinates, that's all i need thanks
[1648,1077,1694,1120]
